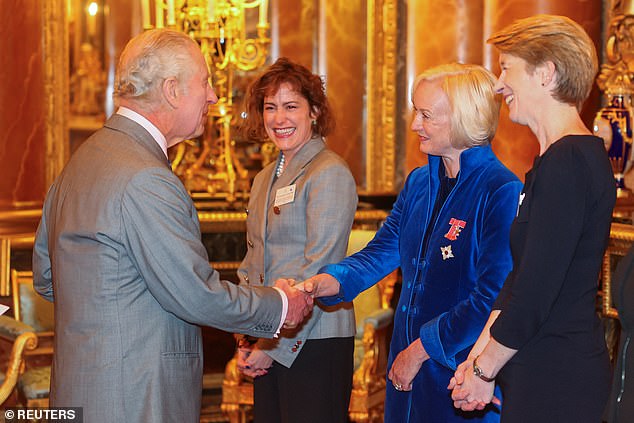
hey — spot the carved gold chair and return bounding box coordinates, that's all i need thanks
[221,229,397,423]
[10,269,54,407]
[0,315,38,405]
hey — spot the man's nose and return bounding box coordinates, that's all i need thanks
[208,87,219,104]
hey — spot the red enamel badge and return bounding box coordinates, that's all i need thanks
[444,218,466,241]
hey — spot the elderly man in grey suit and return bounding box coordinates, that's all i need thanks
[32,29,312,423]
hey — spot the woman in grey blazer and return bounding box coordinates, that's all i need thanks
[236,58,358,423]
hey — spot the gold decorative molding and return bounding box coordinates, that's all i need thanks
[43,0,70,187]
[601,222,634,319]
[365,0,397,194]
[196,208,389,233]
[0,234,35,297]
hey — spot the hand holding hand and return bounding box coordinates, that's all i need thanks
[299,274,341,298]
[274,278,313,329]
[449,358,499,411]
[388,338,428,392]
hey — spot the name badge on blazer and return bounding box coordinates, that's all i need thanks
[274,184,296,207]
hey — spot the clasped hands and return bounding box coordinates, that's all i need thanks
[236,338,274,378]
[273,274,341,329]
[448,358,500,411]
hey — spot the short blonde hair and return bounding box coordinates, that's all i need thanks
[114,29,200,106]
[412,63,500,149]
[487,14,598,110]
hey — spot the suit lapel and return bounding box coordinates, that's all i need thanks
[104,114,171,169]
[268,137,326,208]
[259,138,326,280]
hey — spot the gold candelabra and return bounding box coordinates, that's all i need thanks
[141,0,271,208]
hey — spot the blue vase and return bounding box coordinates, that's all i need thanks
[593,92,634,195]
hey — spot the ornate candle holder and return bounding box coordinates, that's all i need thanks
[142,0,270,208]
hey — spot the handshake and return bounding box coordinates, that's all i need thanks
[273,273,341,329]
[236,274,343,378]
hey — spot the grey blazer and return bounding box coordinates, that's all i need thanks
[32,115,283,423]
[237,137,357,367]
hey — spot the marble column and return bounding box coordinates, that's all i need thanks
[404,0,486,173]
[0,2,47,207]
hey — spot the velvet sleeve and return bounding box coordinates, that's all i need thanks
[419,179,522,369]
[318,172,417,305]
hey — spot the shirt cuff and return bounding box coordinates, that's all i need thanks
[272,287,288,338]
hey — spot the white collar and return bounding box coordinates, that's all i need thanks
[116,107,168,159]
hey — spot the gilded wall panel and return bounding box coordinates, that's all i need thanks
[365,0,399,193]
[0,2,47,206]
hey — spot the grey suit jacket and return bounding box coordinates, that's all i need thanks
[32,115,283,423]
[237,137,357,367]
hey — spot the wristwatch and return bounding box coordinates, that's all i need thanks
[472,356,495,383]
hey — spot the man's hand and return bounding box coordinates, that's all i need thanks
[297,273,341,298]
[274,278,313,329]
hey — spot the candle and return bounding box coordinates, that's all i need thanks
[141,0,150,28]
[87,2,98,37]
[155,0,164,28]
[259,0,268,26]
[167,0,175,26]
[207,0,215,24]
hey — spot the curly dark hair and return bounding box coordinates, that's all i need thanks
[241,57,335,141]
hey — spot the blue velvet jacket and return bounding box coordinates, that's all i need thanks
[320,145,522,422]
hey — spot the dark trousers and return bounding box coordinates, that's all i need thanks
[253,336,354,423]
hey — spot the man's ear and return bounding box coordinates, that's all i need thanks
[162,77,179,108]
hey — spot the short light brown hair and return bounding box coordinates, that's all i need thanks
[241,58,335,141]
[487,14,598,110]
[412,63,500,149]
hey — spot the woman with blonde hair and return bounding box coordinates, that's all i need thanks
[303,62,522,422]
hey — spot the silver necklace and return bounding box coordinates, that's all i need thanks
[275,153,286,177]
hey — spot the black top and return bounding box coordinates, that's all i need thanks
[491,135,616,422]
[421,163,457,257]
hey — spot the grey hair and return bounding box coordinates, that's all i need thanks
[114,29,200,105]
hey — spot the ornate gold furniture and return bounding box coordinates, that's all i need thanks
[600,222,634,363]
[0,234,34,297]
[601,222,634,319]
[220,229,398,423]
[0,316,38,405]
[10,270,54,408]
